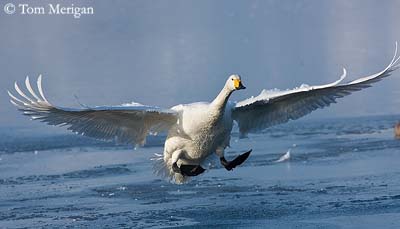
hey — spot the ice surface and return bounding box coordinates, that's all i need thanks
[1,114,400,228]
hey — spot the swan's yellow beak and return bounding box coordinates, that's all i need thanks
[234,79,246,90]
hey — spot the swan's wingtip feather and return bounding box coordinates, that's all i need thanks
[7,90,17,103]
[340,67,347,81]
[37,74,49,103]
[25,75,42,102]
[390,41,399,65]
[14,81,24,97]
[9,99,24,108]
[392,42,400,67]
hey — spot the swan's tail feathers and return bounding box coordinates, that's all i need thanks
[151,153,190,184]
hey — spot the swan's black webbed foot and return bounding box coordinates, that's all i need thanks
[172,162,181,173]
[180,164,206,176]
[220,149,252,171]
[172,162,205,176]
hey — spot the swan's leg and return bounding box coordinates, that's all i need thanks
[171,150,184,173]
[171,150,205,176]
[219,149,252,171]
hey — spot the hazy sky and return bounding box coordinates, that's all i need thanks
[1,0,400,128]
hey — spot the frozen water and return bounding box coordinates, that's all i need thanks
[1,114,400,228]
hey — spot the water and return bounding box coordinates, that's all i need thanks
[1,115,400,228]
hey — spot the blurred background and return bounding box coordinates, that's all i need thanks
[1,0,400,127]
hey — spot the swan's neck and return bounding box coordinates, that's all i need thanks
[211,86,232,111]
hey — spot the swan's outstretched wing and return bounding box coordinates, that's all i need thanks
[8,76,178,145]
[232,43,400,136]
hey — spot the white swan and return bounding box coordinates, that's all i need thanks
[8,44,400,183]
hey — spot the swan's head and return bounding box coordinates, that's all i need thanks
[227,74,246,91]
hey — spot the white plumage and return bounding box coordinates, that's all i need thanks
[8,44,400,183]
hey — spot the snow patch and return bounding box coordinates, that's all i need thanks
[275,149,291,163]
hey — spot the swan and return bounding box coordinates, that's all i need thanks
[8,44,400,183]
